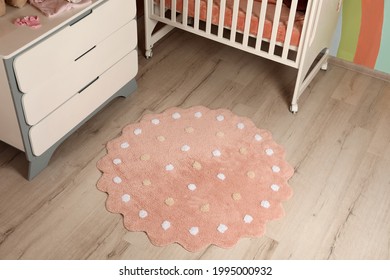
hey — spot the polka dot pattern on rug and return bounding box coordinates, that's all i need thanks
[97,106,294,252]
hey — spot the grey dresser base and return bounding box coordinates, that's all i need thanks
[4,55,137,180]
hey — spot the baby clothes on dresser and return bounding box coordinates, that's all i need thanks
[14,15,42,28]
[29,0,92,17]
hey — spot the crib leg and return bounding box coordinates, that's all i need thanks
[143,0,175,59]
[144,0,157,59]
[145,49,153,59]
[321,61,328,71]
[290,104,299,114]
[144,16,156,59]
[290,49,330,114]
[290,69,305,114]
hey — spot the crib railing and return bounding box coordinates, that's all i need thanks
[147,0,306,66]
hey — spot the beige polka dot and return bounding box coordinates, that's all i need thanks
[140,154,151,161]
[247,171,255,179]
[157,136,166,142]
[232,193,242,201]
[143,179,151,186]
[193,161,202,170]
[239,147,248,155]
[200,204,210,212]
[216,131,225,138]
[165,197,175,206]
[185,127,195,133]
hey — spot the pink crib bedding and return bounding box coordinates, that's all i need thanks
[161,0,305,47]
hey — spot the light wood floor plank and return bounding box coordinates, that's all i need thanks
[1,29,389,259]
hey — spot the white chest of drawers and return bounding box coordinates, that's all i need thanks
[0,0,138,180]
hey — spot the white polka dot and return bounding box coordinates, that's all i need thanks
[212,149,222,157]
[121,194,131,203]
[237,122,245,130]
[120,142,129,149]
[165,164,174,171]
[181,145,190,152]
[187,184,197,191]
[217,224,228,233]
[254,134,263,141]
[113,176,122,184]
[194,112,202,118]
[266,148,274,156]
[172,112,181,120]
[134,128,142,135]
[243,215,253,224]
[113,158,122,165]
[162,220,171,230]
[261,200,271,209]
[216,115,225,121]
[271,184,280,192]
[189,227,199,236]
[139,210,148,219]
[151,118,160,125]
[272,165,281,173]
[217,173,226,181]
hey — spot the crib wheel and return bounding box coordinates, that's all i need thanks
[145,50,153,59]
[290,104,298,114]
[321,62,328,71]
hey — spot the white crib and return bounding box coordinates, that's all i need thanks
[144,0,342,113]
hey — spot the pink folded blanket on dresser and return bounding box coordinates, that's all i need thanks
[29,0,92,17]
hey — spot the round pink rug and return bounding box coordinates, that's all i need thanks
[97,106,293,251]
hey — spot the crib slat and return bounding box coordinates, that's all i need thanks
[151,0,155,16]
[171,0,177,22]
[269,0,284,54]
[255,0,268,50]
[218,0,227,38]
[206,0,213,34]
[183,0,189,26]
[230,0,240,42]
[160,0,165,18]
[243,0,254,46]
[282,0,298,59]
[194,0,201,30]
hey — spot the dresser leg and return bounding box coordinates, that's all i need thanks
[25,78,137,180]
[118,78,137,98]
[27,153,53,180]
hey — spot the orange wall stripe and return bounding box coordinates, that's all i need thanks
[353,0,384,68]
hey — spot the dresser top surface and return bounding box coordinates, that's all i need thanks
[0,0,104,59]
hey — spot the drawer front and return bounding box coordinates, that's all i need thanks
[13,0,136,94]
[22,20,137,126]
[29,50,138,157]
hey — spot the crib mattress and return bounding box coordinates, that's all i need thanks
[161,0,305,47]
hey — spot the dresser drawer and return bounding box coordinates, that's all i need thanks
[21,20,137,126]
[29,50,138,157]
[13,0,136,94]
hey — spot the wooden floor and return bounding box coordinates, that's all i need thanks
[1,28,390,260]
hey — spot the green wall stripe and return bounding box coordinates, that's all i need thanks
[337,0,362,62]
